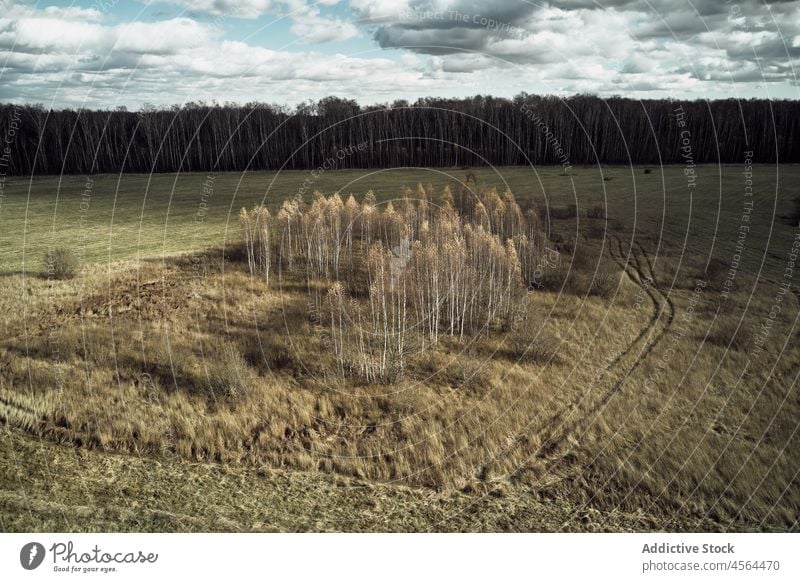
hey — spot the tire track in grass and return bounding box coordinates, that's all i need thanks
[533,235,674,484]
[475,233,664,488]
[576,256,799,531]
[514,236,657,466]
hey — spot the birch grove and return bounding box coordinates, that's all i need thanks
[239,205,271,283]
[241,185,554,383]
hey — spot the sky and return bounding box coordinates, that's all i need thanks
[0,0,798,109]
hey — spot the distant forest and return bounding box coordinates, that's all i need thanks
[1,94,798,176]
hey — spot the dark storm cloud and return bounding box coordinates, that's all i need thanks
[368,0,800,50]
[375,26,492,53]
[360,0,800,92]
[361,0,538,28]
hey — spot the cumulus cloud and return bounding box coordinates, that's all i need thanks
[0,0,798,108]
[152,0,358,43]
[0,2,427,107]
[351,0,800,93]
[285,0,359,43]
[290,18,359,43]
[147,0,277,19]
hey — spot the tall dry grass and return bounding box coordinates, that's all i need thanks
[0,182,797,530]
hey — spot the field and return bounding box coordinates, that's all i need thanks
[1,165,799,532]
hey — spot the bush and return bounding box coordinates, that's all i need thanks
[588,264,620,299]
[536,263,569,291]
[586,222,606,239]
[787,196,800,226]
[706,320,752,351]
[508,325,559,364]
[567,246,599,271]
[564,271,590,295]
[447,355,490,392]
[44,248,78,279]
[587,205,605,219]
[264,338,295,371]
[701,258,730,291]
[241,337,295,375]
[207,343,253,399]
[609,219,625,233]
[550,205,577,219]
[560,239,575,254]
[536,256,617,299]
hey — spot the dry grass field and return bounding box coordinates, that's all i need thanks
[1,164,798,532]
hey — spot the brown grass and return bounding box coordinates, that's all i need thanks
[3,241,795,530]
[0,249,641,489]
[2,167,799,532]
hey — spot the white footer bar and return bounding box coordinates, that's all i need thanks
[1,533,796,582]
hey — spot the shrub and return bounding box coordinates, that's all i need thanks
[508,325,559,364]
[587,205,605,219]
[446,354,490,392]
[560,239,576,255]
[706,320,752,351]
[531,242,615,298]
[701,258,730,291]
[564,271,591,295]
[567,246,598,271]
[609,219,625,233]
[207,343,253,399]
[264,339,295,371]
[550,205,577,219]
[586,222,606,239]
[44,248,78,279]
[536,262,569,291]
[244,334,298,373]
[787,196,800,226]
[588,264,620,299]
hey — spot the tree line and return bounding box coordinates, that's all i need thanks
[1,94,797,176]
